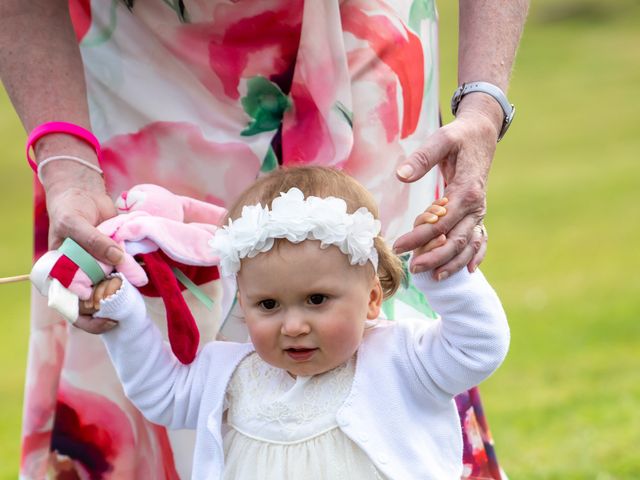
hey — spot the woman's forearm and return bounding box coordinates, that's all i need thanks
[0,0,97,165]
[456,0,529,133]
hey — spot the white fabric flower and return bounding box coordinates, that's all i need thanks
[209,229,240,275]
[307,196,350,247]
[269,188,311,243]
[345,208,381,266]
[210,188,380,276]
[232,204,273,258]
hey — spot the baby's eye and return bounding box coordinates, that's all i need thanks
[308,294,327,306]
[259,299,278,310]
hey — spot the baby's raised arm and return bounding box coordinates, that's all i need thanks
[84,276,211,430]
[410,268,510,398]
[406,198,510,398]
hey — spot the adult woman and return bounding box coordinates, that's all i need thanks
[0,0,527,478]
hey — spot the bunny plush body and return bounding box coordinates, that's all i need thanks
[30,184,228,363]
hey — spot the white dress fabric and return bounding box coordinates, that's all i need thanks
[223,353,385,479]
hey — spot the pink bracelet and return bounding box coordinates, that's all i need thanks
[26,122,103,172]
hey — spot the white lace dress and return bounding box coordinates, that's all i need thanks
[223,353,385,479]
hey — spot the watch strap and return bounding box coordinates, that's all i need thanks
[451,81,515,141]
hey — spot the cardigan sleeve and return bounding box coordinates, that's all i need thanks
[96,275,218,430]
[406,268,510,397]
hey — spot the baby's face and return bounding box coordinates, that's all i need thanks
[237,240,382,377]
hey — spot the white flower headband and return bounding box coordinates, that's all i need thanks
[210,188,381,276]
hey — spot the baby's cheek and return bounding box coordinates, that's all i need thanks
[246,321,277,354]
[323,322,363,358]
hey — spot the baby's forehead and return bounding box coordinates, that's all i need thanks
[243,239,347,265]
[241,240,359,272]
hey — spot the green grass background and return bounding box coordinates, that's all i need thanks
[1,1,639,478]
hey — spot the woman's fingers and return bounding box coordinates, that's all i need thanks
[410,214,484,277]
[73,315,118,334]
[46,186,123,265]
[395,189,475,255]
[396,127,457,183]
[467,225,488,273]
[413,234,447,257]
[394,113,496,275]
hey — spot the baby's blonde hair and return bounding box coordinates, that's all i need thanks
[227,166,404,299]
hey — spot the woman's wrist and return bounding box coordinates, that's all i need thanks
[42,160,107,198]
[454,93,504,141]
[30,126,104,189]
[33,129,101,165]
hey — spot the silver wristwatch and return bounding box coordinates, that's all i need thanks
[450,81,515,141]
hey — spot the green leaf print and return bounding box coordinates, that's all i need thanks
[408,0,436,33]
[81,0,119,47]
[382,253,438,320]
[241,76,291,137]
[261,146,278,173]
[122,0,190,23]
[333,101,353,129]
[160,0,190,23]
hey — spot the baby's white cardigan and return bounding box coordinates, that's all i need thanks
[98,268,509,480]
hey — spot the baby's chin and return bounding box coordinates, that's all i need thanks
[283,358,350,378]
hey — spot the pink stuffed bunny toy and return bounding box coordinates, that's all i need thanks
[31,184,227,363]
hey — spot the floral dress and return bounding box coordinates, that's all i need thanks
[21,1,503,478]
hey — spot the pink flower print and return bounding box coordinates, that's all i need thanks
[101,121,261,209]
[342,47,410,234]
[170,1,303,103]
[208,0,303,100]
[282,80,337,166]
[69,0,92,43]
[341,1,425,138]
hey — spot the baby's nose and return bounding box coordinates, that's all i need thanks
[281,313,310,336]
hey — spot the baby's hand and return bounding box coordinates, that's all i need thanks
[76,276,123,334]
[412,198,448,259]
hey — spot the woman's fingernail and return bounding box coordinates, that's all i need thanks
[425,213,439,223]
[106,320,118,328]
[396,164,414,179]
[107,246,124,264]
[437,272,449,282]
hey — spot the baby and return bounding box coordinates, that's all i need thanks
[84,166,509,479]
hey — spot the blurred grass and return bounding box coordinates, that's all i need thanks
[1,0,639,478]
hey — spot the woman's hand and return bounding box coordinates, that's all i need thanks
[42,160,124,265]
[393,96,499,279]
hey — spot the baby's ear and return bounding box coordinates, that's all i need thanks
[366,277,383,320]
[179,195,227,225]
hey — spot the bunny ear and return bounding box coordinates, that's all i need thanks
[114,216,220,266]
[179,196,227,226]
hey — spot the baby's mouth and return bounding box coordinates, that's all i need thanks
[285,347,317,361]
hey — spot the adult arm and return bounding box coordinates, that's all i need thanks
[0,1,123,266]
[393,0,529,279]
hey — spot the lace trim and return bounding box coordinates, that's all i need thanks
[226,424,341,445]
[226,353,355,442]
